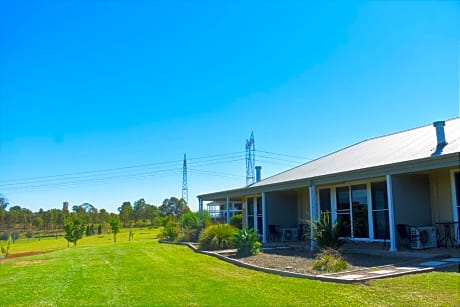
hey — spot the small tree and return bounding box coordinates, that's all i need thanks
[308,212,343,250]
[63,216,86,247]
[232,228,261,257]
[109,214,120,243]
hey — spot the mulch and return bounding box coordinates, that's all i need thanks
[228,248,414,275]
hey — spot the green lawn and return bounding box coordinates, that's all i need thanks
[0,229,459,306]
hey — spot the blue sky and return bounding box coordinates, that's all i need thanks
[0,1,458,213]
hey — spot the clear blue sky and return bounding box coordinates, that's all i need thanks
[0,1,458,213]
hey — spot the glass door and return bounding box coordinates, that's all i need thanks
[336,187,351,237]
[351,184,369,238]
[371,182,389,240]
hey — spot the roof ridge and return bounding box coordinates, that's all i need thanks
[254,117,459,186]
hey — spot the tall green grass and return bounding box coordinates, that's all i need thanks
[0,228,458,306]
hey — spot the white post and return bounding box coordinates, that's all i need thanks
[253,197,258,233]
[198,198,203,225]
[262,192,267,243]
[309,184,317,251]
[226,196,230,224]
[386,174,397,252]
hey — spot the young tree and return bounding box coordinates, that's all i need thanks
[118,202,133,227]
[63,215,86,247]
[109,214,120,243]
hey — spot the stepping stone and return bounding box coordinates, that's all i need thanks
[442,257,460,263]
[396,267,420,271]
[419,261,447,267]
[368,269,395,275]
[339,274,366,280]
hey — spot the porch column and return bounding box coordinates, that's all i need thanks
[262,192,267,243]
[198,198,203,225]
[386,175,397,252]
[253,197,258,233]
[226,196,230,224]
[309,184,317,251]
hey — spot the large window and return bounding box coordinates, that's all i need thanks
[371,182,389,240]
[257,197,263,234]
[455,172,460,222]
[336,187,351,237]
[247,198,254,229]
[335,185,369,238]
[351,184,369,238]
[319,188,331,216]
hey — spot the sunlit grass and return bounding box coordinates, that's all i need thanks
[0,230,458,306]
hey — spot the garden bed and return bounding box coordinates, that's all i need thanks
[226,247,415,275]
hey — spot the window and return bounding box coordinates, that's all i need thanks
[247,198,254,229]
[319,188,331,215]
[371,182,389,240]
[336,187,351,237]
[257,197,263,234]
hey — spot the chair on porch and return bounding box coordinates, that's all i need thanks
[268,225,280,242]
[396,224,423,250]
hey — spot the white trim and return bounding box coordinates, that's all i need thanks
[366,183,374,240]
[253,197,258,232]
[386,174,397,252]
[262,192,266,243]
[226,196,230,224]
[309,184,317,251]
[450,169,460,223]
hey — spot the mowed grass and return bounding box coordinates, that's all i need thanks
[1,228,459,306]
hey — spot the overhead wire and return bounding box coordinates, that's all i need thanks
[0,149,306,192]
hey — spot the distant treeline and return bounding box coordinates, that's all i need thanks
[0,194,191,233]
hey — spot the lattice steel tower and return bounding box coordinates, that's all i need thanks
[245,132,255,186]
[182,153,188,203]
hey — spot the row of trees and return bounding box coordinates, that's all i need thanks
[0,194,192,233]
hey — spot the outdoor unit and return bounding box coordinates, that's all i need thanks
[411,226,437,249]
[281,227,298,242]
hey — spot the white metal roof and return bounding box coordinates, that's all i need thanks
[251,118,460,188]
[198,118,460,199]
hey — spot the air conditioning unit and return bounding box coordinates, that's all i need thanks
[281,228,298,242]
[411,226,437,249]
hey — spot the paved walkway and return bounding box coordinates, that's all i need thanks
[319,257,460,282]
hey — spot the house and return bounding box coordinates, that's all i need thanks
[197,118,460,252]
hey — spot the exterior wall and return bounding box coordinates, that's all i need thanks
[393,174,432,226]
[429,168,454,222]
[265,191,298,227]
[297,189,310,224]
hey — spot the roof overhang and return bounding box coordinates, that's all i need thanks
[197,152,459,201]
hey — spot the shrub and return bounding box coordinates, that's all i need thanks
[25,231,34,239]
[312,248,348,272]
[308,212,343,249]
[230,214,243,229]
[231,228,262,257]
[0,232,10,241]
[161,222,182,242]
[180,212,203,242]
[199,224,236,250]
[0,240,11,257]
[11,231,20,242]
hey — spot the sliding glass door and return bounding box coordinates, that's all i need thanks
[335,185,369,239]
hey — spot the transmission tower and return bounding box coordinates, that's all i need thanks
[182,153,188,203]
[245,132,255,186]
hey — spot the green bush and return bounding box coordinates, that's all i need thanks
[180,212,203,242]
[25,231,34,239]
[161,222,182,242]
[312,248,348,272]
[230,214,243,229]
[308,212,343,249]
[231,228,262,257]
[0,232,10,241]
[199,224,236,250]
[0,240,11,257]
